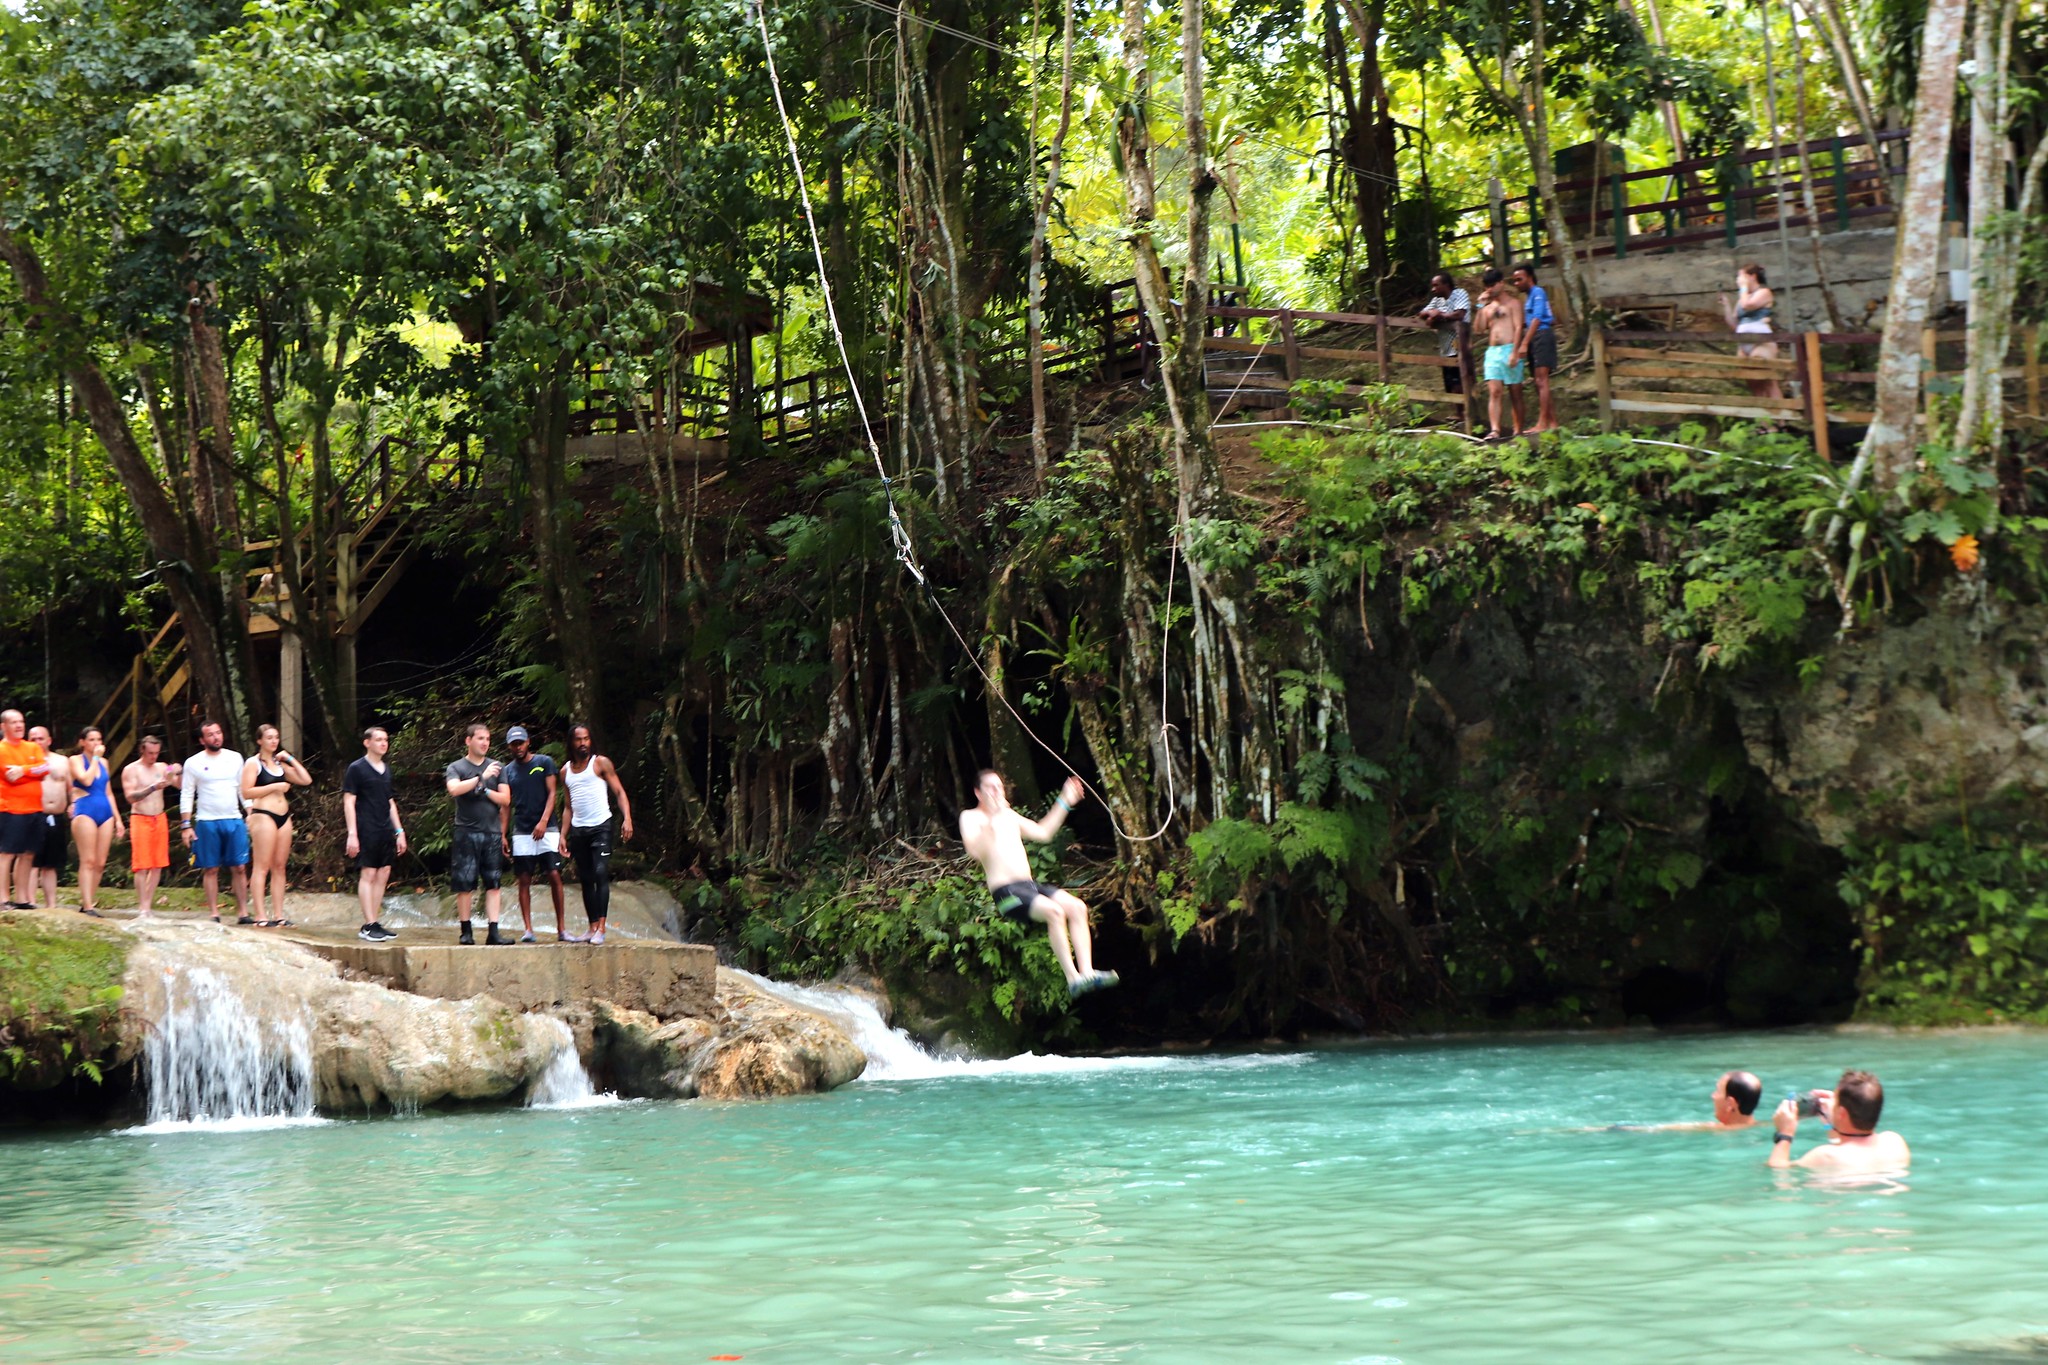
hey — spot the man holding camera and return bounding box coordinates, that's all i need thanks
[1767,1069,1911,1173]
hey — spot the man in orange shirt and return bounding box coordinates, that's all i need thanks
[0,709,51,909]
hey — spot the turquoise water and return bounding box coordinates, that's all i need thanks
[5,1029,2047,1362]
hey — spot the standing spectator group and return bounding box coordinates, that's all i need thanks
[0,710,631,945]
[1419,261,1560,441]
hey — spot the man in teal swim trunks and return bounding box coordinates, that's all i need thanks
[1475,267,1526,441]
[959,770,1118,998]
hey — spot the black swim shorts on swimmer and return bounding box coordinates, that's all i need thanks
[991,880,1061,922]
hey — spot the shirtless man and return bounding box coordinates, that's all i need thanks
[1767,1069,1911,1174]
[29,725,69,910]
[0,711,49,908]
[959,770,1117,998]
[122,735,180,917]
[1474,267,1526,441]
[1645,1070,1763,1132]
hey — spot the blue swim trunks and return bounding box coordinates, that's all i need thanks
[191,817,250,869]
[1483,343,1525,385]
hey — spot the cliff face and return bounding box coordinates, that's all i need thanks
[1730,598,2048,847]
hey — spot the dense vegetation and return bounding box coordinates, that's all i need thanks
[2,0,2045,1041]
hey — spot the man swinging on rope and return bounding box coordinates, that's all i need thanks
[961,770,1119,998]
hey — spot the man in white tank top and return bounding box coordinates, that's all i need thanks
[562,724,632,945]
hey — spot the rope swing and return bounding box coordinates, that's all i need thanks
[750,0,1179,843]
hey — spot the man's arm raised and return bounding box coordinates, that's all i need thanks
[1015,776,1085,843]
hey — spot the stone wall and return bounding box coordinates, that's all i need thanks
[1583,226,1918,331]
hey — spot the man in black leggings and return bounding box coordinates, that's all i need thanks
[562,723,633,945]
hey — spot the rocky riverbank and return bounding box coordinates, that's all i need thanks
[0,885,869,1121]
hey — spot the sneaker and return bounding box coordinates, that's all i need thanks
[377,922,399,940]
[485,924,509,946]
[558,931,588,944]
[588,930,606,946]
[1067,975,1093,999]
[1090,970,1121,991]
[359,922,390,942]
[458,922,475,946]
[518,931,537,944]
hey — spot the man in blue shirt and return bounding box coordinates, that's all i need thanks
[1512,262,1560,433]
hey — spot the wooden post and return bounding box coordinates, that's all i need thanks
[279,630,304,755]
[1611,172,1629,258]
[1280,310,1301,381]
[1529,186,1543,263]
[1593,330,1613,430]
[1489,178,1510,267]
[1831,135,1851,230]
[1458,320,1476,435]
[2027,324,2042,419]
[1802,331,1832,461]
[1921,326,1939,429]
[1375,314,1389,382]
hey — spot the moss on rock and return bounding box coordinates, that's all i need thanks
[0,910,132,1089]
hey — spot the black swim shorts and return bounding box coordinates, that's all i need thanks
[1527,327,1558,373]
[33,813,67,870]
[0,810,41,856]
[991,880,1061,923]
[353,827,397,871]
[448,829,504,893]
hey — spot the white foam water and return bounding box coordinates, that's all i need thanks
[129,966,321,1134]
[734,971,1312,1082]
[526,1016,622,1109]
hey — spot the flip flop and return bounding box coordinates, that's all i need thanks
[77,906,104,918]
[273,918,293,928]
[236,915,258,925]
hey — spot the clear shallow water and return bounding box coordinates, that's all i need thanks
[5,1030,2048,1363]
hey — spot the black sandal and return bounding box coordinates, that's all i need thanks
[236,915,257,925]
[77,906,104,918]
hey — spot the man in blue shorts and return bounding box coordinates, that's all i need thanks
[180,720,251,923]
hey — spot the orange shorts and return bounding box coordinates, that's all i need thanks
[130,812,170,871]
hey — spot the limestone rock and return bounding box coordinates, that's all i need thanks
[590,1000,717,1098]
[695,969,866,1099]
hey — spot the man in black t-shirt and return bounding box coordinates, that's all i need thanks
[500,726,571,943]
[341,726,407,942]
[444,722,511,945]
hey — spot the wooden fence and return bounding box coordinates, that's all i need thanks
[1440,131,1909,273]
[1593,326,2046,458]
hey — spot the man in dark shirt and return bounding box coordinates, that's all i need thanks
[341,726,406,942]
[500,725,571,943]
[444,722,511,945]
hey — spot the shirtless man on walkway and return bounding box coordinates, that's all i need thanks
[960,770,1117,998]
[1767,1069,1911,1175]
[122,735,179,917]
[29,725,69,910]
[1474,268,1526,441]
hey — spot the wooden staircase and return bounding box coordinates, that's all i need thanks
[86,440,467,766]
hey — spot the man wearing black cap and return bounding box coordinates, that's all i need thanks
[501,725,572,943]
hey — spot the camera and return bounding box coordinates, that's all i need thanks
[1791,1090,1829,1118]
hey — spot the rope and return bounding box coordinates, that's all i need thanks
[751,0,1179,843]
[752,0,924,585]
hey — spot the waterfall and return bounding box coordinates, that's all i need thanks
[734,972,962,1081]
[138,966,319,1131]
[526,1016,619,1109]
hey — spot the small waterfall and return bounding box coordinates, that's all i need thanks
[138,967,318,1131]
[735,972,958,1080]
[526,1016,618,1109]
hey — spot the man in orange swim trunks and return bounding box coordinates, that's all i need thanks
[122,733,180,917]
[0,709,51,909]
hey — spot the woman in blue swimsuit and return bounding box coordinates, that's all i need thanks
[68,726,124,918]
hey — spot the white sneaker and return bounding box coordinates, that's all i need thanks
[588,931,606,946]
[559,931,589,944]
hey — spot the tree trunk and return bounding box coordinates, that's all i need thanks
[0,229,239,734]
[1785,6,1848,330]
[1791,0,1891,204]
[1174,0,1216,454]
[1958,0,2020,453]
[1027,0,1078,480]
[527,362,605,729]
[1858,0,1966,492]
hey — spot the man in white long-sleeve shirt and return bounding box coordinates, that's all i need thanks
[180,720,251,923]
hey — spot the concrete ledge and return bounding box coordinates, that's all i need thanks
[297,938,716,1020]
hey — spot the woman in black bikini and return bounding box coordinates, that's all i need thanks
[240,724,311,927]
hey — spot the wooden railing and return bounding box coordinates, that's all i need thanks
[1592,325,2046,457]
[1440,131,1910,272]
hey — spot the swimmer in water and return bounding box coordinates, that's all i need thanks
[1644,1070,1764,1131]
[1768,1069,1911,1174]
[959,769,1117,998]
